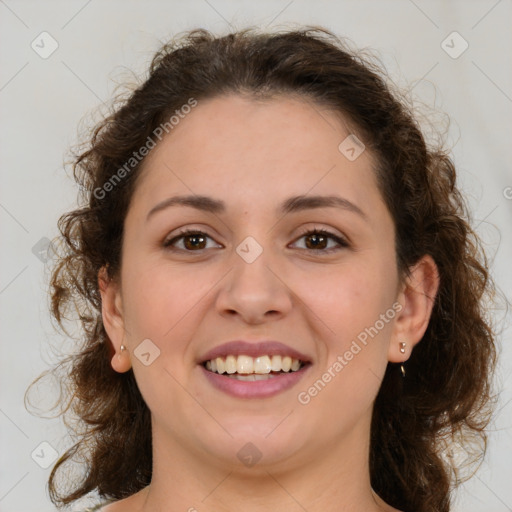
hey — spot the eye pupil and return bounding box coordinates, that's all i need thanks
[184,234,206,250]
[306,233,327,250]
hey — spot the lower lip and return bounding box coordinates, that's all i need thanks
[200,364,311,398]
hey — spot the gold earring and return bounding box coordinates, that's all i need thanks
[399,342,406,377]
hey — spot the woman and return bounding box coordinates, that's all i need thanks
[36,26,496,512]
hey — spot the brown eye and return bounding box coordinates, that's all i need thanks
[182,233,207,250]
[304,232,328,250]
[292,229,349,253]
[163,230,220,252]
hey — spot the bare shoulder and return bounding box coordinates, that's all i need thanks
[81,504,114,512]
[97,488,148,511]
[98,498,131,511]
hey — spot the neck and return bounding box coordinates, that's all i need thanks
[138,413,394,512]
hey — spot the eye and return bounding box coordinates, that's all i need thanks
[163,229,222,252]
[163,227,349,254]
[291,228,349,253]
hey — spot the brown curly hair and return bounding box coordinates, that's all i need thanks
[28,26,497,512]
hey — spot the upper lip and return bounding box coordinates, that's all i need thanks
[198,340,313,364]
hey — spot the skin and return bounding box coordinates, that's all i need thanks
[99,94,439,512]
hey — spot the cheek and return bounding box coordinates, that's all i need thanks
[296,255,396,345]
[121,259,214,342]
[294,255,396,407]
[119,261,212,417]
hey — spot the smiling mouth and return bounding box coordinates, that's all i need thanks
[203,354,307,381]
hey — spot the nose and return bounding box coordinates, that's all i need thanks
[215,245,293,325]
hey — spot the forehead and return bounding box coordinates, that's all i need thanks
[130,94,383,219]
[144,94,362,166]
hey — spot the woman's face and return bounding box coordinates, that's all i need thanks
[106,94,406,472]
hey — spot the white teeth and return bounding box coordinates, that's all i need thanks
[271,355,282,371]
[237,355,253,374]
[228,373,278,381]
[291,358,301,371]
[204,354,304,375]
[254,355,271,374]
[225,355,237,374]
[215,357,225,374]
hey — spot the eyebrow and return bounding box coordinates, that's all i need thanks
[146,194,367,221]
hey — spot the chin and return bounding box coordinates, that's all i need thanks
[199,417,309,469]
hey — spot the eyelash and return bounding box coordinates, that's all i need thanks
[163,227,349,254]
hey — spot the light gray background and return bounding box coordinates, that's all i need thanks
[1,1,511,511]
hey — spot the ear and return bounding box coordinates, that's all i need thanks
[388,255,440,363]
[98,266,132,373]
